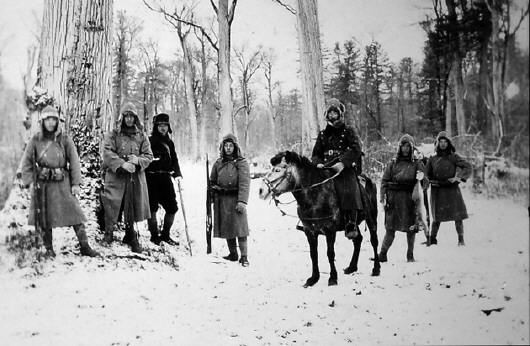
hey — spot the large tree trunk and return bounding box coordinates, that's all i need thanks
[296,0,325,155]
[217,0,234,138]
[180,33,199,161]
[446,0,467,136]
[38,0,113,166]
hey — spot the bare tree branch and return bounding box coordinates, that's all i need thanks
[228,0,238,25]
[209,0,218,15]
[143,0,219,51]
[272,0,296,15]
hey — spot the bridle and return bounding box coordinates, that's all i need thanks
[262,163,340,221]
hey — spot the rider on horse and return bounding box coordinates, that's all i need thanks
[311,98,364,239]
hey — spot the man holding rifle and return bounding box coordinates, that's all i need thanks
[20,105,98,258]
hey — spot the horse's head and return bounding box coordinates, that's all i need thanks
[258,151,302,200]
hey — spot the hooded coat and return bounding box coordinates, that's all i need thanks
[380,134,426,232]
[210,134,250,239]
[426,131,471,222]
[101,103,153,226]
[20,108,86,227]
[311,100,363,210]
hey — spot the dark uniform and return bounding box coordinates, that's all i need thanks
[311,98,363,238]
[426,131,471,246]
[146,113,182,245]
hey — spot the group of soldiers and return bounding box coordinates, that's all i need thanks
[20,101,251,266]
[20,98,470,266]
[312,98,471,263]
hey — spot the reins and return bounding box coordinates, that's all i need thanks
[263,164,340,221]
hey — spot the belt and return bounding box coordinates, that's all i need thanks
[324,149,344,156]
[147,171,171,174]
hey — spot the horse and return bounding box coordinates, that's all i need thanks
[258,150,380,287]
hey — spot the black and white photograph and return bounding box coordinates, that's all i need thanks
[0,0,529,345]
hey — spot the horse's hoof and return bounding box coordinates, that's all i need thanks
[371,268,380,276]
[328,278,338,286]
[303,277,319,288]
[343,266,357,275]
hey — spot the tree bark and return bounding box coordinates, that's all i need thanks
[38,0,113,158]
[217,0,234,138]
[296,0,325,155]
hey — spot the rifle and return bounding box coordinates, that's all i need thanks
[32,147,45,247]
[206,154,212,254]
[176,179,193,256]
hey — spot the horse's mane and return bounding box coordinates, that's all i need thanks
[270,151,314,169]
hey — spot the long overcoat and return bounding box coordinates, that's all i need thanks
[210,147,250,239]
[311,123,363,210]
[426,133,471,222]
[380,135,426,232]
[20,131,86,228]
[101,128,153,225]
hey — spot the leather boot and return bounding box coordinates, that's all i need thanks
[223,238,238,261]
[238,237,249,267]
[407,232,416,262]
[430,222,440,245]
[103,224,114,244]
[148,216,161,245]
[160,213,178,245]
[73,224,99,257]
[130,230,143,254]
[42,227,56,258]
[456,220,465,246]
[378,230,395,263]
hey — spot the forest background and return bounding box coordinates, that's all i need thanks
[0,0,529,211]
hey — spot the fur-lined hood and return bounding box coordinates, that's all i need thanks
[218,133,243,159]
[435,131,456,154]
[395,134,415,160]
[117,101,143,132]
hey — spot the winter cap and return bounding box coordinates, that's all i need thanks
[325,98,346,119]
[40,105,60,120]
[117,100,143,130]
[219,133,242,159]
[396,134,415,159]
[435,131,455,153]
[153,112,172,134]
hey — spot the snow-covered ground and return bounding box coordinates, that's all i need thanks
[0,161,528,345]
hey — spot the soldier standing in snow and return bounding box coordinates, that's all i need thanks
[426,131,472,246]
[379,134,426,263]
[145,113,182,245]
[20,105,99,258]
[100,101,153,253]
[311,98,364,239]
[210,134,251,267]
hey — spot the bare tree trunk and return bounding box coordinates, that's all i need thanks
[445,82,453,136]
[180,34,199,161]
[38,0,113,151]
[296,0,324,155]
[445,0,467,136]
[217,0,235,138]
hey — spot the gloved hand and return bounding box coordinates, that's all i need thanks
[128,154,139,165]
[235,202,246,213]
[415,171,424,181]
[316,164,324,169]
[332,162,345,173]
[448,176,461,183]
[71,184,81,197]
[121,162,136,173]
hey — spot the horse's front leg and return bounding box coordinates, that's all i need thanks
[344,229,363,275]
[325,230,338,286]
[304,230,320,288]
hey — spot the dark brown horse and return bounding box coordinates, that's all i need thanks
[258,151,380,287]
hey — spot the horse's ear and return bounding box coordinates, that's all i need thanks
[285,151,292,163]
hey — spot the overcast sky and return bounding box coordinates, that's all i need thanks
[0,0,528,92]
